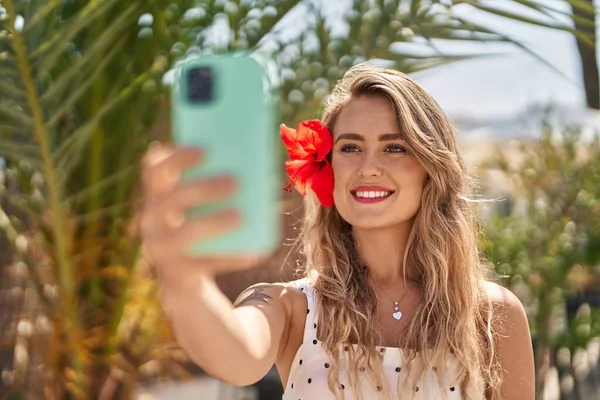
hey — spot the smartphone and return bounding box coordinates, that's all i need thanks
[170,53,280,256]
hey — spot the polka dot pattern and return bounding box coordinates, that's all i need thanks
[283,278,466,400]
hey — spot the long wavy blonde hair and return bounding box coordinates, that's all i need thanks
[295,63,502,400]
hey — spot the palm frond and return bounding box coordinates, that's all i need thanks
[0,124,30,136]
[3,7,83,390]
[0,67,20,78]
[563,0,596,14]
[39,17,132,107]
[0,80,27,99]
[24,0,65,31]
[53,69,153,178]
[0,104,34,128]
[511,0,595,28]
[453,1,596,48]
[0,138,42,164]
[30,0,125,74]
[64,165,136,207]
[45,40,125,127]
[444,10,584,88]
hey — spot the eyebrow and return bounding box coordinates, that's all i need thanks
[334,132,406,144]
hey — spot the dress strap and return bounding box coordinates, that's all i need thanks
[293,278,319,343]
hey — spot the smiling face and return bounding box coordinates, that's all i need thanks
[331,94,429,229]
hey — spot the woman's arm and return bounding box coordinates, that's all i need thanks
[163,275,295,387]
[140,145,295,387]
[486,282,535,399]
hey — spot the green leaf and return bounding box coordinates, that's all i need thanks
[446,13,582,84]
[53,69,153,177]
[511,0,595,29]
[24,0,66,31]
[0,150,43,168]
[31,0,125,75]
[0,104,34,127]
[40,24,129,107]
[411,0,422,18]
[70,201,132,224]
[0,137,41,158]
[46,39,126,128]
[563,0,596,14]
[0,79,26,99]
[0,124,30,136]
[469,2,589,37]
[0,67,20,78]
[64,165,136,206]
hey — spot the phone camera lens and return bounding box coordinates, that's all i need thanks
[187,67,213,103]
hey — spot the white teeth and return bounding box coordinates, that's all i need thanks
[354,191,391,198]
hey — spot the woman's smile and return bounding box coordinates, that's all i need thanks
[350,185,395,204]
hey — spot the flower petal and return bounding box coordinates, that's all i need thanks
[285,160,320,195]
[307,161,335,207]
[296,120,332,161]
[280,124,310,160]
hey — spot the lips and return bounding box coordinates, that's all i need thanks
[350,185,395,204]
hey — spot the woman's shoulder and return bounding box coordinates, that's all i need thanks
[481,284,535,397]
[233,279,308,311]
[233,279,309,327]
[238,278,308,295]
[481,281,524,309]
[481,281,529,334]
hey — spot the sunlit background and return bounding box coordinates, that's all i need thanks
[0,1,599,399]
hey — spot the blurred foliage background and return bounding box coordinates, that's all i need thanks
[0,0,599,399]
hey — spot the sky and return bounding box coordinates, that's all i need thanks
[410,2,586,120]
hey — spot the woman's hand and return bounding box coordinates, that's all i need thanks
[140,143,268,293]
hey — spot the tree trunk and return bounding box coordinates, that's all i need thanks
[571,0,599,110]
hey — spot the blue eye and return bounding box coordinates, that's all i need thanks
[340,144,360,153]
[386,144,406,153]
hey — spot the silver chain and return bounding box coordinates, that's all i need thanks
[370,278,411,305]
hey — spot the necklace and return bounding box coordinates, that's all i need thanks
[370,278,411,321]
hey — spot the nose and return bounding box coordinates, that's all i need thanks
[357,152,382,179]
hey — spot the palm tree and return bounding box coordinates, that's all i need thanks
[0,0,545,398]
[447,0,598,109]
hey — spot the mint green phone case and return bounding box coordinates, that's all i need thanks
[171,53,280,256]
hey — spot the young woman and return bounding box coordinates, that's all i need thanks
[141,63,535,399]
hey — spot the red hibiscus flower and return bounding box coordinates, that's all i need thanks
[280,120,335,207]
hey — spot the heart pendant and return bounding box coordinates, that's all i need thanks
[392,311,402,320]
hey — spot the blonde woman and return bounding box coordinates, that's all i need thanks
[141,64,535,399]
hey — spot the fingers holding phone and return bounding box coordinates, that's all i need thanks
[140,144,269,292]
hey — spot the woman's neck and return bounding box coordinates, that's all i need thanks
[352,222,414,289]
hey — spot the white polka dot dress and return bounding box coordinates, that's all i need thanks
[282,278,465,400]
